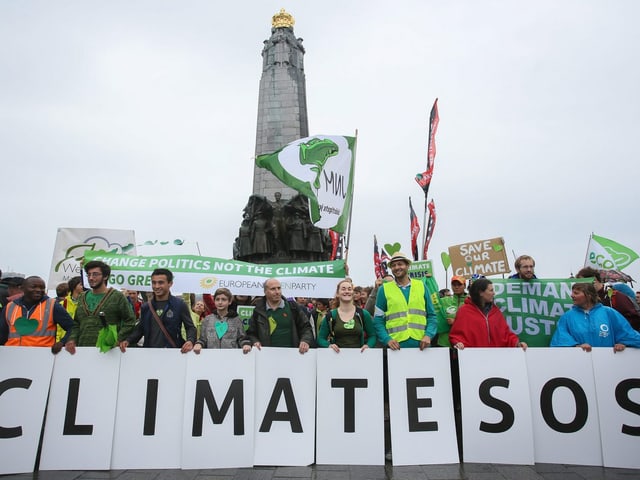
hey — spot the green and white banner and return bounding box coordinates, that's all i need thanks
[237,306,255,331]
[48,227,136,287]
[407,260,433,279]
[84,251,346,297]
[585,233,639,270]
[493,278,590,347]
[255,135,356,233]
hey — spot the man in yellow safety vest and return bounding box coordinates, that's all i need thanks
[373,252,437,350]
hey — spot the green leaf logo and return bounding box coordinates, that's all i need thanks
[14,317,39,336]
[384,243,402,256]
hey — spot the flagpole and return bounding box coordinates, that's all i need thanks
[421,196,428,259]
[583,232,593,269]
[343,129,358,266]
[419,99,438,260]
[420,107,431,259]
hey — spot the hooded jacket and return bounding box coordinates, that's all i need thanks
[551,302,640,348]
[449,297,520,348]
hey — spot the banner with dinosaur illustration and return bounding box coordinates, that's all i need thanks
[255,135,356,233]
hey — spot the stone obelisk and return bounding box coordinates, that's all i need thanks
[252,8,309,200]
[233,9,331,264]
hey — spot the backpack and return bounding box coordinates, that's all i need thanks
[287,299,317,348]
[324,307,365,343]
[610,283,640,311]
[608,284,640,326]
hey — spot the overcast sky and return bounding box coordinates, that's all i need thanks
[2,0,639,290]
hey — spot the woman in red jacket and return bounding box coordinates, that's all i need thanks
[449,277,527,350]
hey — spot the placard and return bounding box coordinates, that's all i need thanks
[316,348,384,465]
[526,348,602,465]
[111,349,187,469]
[48,227,136,286]
[592,348,640,469]
[39,348,121,470]
[253,348,316,466]
[182,349,255,469]
[448,237,509,277]
[458,348,534,464]
[387,348,459,465]
[0,347,55,474]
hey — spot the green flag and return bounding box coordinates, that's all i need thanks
[256,135,356,233]
[586,234,639,270]
[96,325,118,353]
[441,251,451,271]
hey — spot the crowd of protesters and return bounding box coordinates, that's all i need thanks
[2,253,640,354]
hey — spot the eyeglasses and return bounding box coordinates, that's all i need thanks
[86,272,103,278]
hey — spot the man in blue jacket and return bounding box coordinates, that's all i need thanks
[120,268,196,352]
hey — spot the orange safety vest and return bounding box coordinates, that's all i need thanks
[4,298,57,347]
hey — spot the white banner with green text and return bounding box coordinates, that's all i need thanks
[83,250,345,298]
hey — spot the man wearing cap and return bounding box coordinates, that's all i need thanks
[0,276,24,308]
[509,255,537,280]
[436,276,468,347]
[373,252,437,350]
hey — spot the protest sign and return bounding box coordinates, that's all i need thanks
[0,348,54,475]
[493,278,589,347]
[592,348,640,469]
[2,348,639,473]
[111,350,188,469]
[316,349,384,465]
[182,349,256,469]
[458,348,535,465]
[237,306,255,330]
[408,260,433,279]
[253,349,317,466]
[526,348,602,466]
[48,228,136,287]
[448,237,509,277]
[387,348,459,466]
[39,348,121,471]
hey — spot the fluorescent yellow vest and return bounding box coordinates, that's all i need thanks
[383,280,427,342]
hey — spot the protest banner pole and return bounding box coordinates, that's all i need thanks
[420,196,428,260]
[343,129,358,266]
[583,232,593,268]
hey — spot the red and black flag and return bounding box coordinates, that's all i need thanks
[380,245,390,277]
[415,98,439,198]
[329,229,341,260]
[422,200,437,260]
[373,235,383,279]
[409,197,421,261]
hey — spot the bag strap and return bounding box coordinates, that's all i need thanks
[355,307,365,328]
[147,299,177,348]
[326,309,335,340]
[80,288,115,317]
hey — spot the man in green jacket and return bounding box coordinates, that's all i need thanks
[65,260,135,353]
[437,276,468,347]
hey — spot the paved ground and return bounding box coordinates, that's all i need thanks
[2,464,639,480]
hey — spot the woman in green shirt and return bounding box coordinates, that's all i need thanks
[318,279,377,352]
